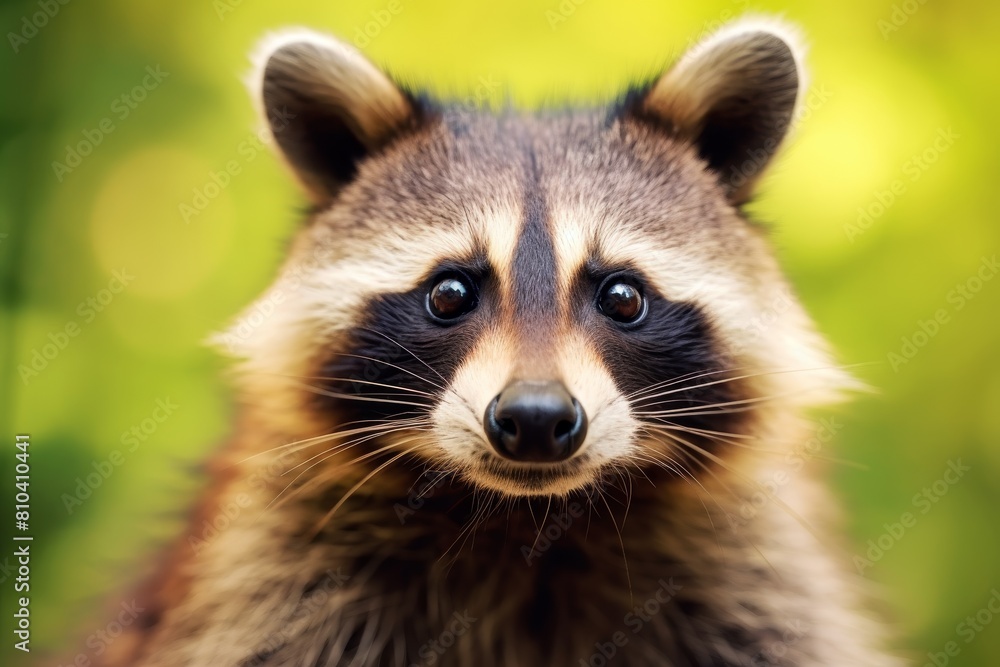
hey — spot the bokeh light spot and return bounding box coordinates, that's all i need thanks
[89,146,235,299]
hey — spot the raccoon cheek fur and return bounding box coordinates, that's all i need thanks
[89,17,903,667]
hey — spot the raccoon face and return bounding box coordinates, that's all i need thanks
[229,20,848,498]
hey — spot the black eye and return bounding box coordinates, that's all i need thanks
[598,278,646,325]
[427,273,477,322]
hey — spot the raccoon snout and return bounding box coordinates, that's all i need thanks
[483,381,588,463]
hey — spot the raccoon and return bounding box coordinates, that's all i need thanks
[94,17,902,667]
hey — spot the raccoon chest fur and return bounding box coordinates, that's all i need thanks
[125,464,886,667]
[161,484,738,665]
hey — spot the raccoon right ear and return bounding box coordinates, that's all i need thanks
[250,29,420,203]
[627,18,806,204]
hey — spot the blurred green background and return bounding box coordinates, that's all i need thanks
[1,0,998,664]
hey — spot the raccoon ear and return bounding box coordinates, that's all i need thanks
[250,29,419,202]
[631,18,806,203]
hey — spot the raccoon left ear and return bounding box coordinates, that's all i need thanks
[249,29,421,203]
[630,18,806,204]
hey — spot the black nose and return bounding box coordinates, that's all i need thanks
[484,381,588,463]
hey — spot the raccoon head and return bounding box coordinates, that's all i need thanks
[226,19,850,498]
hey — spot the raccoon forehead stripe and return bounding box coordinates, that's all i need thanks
[502,148,564,377]
[511,153,558,322]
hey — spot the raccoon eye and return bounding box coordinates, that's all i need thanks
[427,273,477,322]
[597,278,646,325]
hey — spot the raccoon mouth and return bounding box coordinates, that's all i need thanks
[468,453,595,496]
